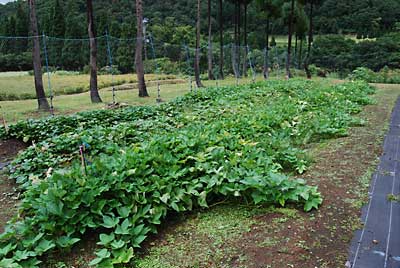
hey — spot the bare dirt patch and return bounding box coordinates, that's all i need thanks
[0,139,27,232]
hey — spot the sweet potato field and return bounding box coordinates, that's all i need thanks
[0,79,375,268]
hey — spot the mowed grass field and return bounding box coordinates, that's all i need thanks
[0,72,176,100]
[272,34,373,47]
[0,73,279,123]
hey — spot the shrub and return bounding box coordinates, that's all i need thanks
[348,66,400,84]
[144,58,180,74]
[311,33,400,73]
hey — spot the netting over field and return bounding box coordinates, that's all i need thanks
[0,33,309,121]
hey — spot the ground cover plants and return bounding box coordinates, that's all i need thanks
[0,79,375,267]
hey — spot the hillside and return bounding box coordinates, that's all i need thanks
[1,0,399,39]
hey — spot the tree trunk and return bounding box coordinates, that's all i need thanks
[207,0,215,80]
[242,2,248,77]
[135,0,149,97]
[237,1,241,76]
[294,34,298,65]
[263,17,270,79]
[87,0,102,103]
[304,0,313,79]
[232,1,239,78]
[286,0,295,79]
[29,0,50,111]
[194,0,204,87]
[298,36,303,69]
[219,0,224,79]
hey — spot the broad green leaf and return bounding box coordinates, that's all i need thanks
[89,257,104,266]
[55,236,81,248]
[304,197,323,212]
[251,191,265,204]
[20,258,41,268]
[101,215,119,229]
[0,243,17,257]
[21,233,44,248]
[112,247,134,264]
[160,193,170,204]
[133,235,147,247]
[34,239,55,255]
[131,224,145,236]
[96,248,111,258]
[170,202,180,212]
[115,219,131,235]
[197,191,208,207]
[300,191,310,201]
[46,200,64,216]
[98,233,115,246]
[116,206,130,218]
[0,258,20,268]
[13,250,36,261]
[110,240,125,249]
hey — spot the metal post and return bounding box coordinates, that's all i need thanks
[105,31,116,104]
[42,32,54,116]
[247,45,256,83]
[149,33,162,103]
[185,45,193,92]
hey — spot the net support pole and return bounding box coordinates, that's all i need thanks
[149,33,162,103]
[247,45,256,83]
[42,32,54,116]
[105,31,116,104]
[184,45,193,93]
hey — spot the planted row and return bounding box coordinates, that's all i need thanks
[0,120,323,268]
[0,79,375,267]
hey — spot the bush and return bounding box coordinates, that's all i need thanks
[348,66,400,84]
[311,35,355,72]
[144,57,180,74]
[0,52,32,72]
[99,65,122,75]
[311,33,400,73]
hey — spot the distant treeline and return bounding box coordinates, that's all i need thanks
[0,0,399,73]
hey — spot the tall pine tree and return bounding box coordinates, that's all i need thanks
[14,1,29,53]
[48,0,65,68]
[62,0,87,70]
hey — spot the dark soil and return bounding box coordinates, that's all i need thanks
[0,139,27,232]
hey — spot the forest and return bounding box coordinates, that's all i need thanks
[0,0,400,74]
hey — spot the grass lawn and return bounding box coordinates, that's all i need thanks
[0,72,176,100]
[0,74,281,122]
[272,34,374,47]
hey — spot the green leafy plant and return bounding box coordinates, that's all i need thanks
[0,79,375,267]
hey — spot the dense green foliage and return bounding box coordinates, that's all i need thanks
[314,0,400,37]
[311,33,400,73]
[1,0,399,73]
[0,79,375,267]
[349,67,400,84]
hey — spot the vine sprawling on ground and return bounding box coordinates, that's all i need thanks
[0,79,374,268]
